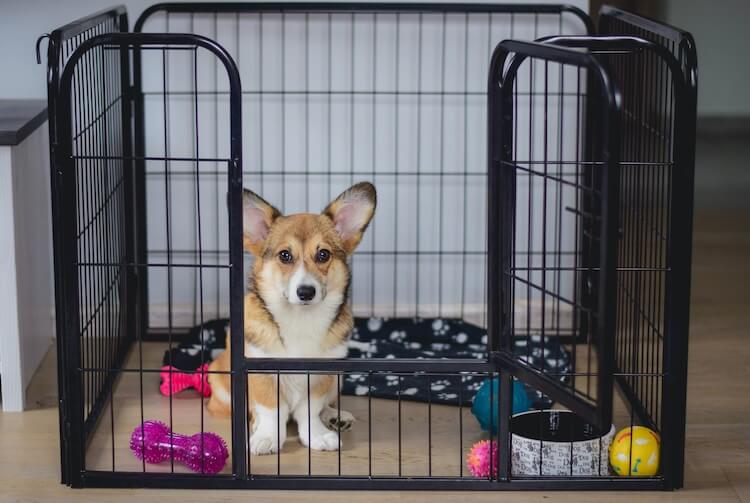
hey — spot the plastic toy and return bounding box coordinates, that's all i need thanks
[159,363,211,397]
[609,426,660,476]
[466,440,499,477]
[471,378,531,434]
[130,420,228,474]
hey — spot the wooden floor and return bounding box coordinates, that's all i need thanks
[1,210,749,502]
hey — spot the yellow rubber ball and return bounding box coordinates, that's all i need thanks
[609,426,660,476]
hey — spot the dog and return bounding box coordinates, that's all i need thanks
[207,182,376,455]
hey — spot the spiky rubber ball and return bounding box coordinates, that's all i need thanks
[466,439,499,477]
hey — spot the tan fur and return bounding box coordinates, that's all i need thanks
[207,182,376,450]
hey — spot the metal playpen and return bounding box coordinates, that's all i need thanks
[41,2,696,490]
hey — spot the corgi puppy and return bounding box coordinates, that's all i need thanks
[207,182,376,455]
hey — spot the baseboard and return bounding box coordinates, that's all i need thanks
[697,115,750,137]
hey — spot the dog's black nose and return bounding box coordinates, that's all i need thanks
[297,285,316,302]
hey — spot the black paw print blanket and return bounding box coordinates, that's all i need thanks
[162,317,571,409]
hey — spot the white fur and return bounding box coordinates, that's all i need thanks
[250,402,289,455]
[285,263,324,305]
[257,264,347,359]
[245,264,349,454]
[211,384,232,406]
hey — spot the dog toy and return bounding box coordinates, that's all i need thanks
[466,440,499,477]
[130,420,228,474]
[159,364,211,397]
[609,426,660,476]
[471,378,531,434]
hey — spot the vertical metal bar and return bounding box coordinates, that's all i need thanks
[370,12,377,315]
[99,36,113,473]
[662,35,696,491]
[596,59,619,433]
[51,33,72,484]
[337,372,341,476]
[259,12,265,195]
[458,374,463,477]
[397,373,402,477]
[571,66,581,393]
[307,373,311,475]
[327,13,332,203]
[193,44,208,474]
[213,13,220,318]
[392,12,400,318]
[132,18,149,348]
[57,49,85,487]
[428,374,432,477]
[540,61,548,411]
[226,31,248,479]
[161,46,175,473]
[277,371,281,475]
[305,13,310,212]
[350,11,355,191]
[281,12,286,210]
[488,41,512,482]
[459,12,469,320]
[526,55,534,360]
[190,13,197,328]
[414,13,423,318]
[246,373,251,476]
[437,13,446,318]
[368,371,372,478]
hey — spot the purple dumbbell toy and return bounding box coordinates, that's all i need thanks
[130,420,228,474]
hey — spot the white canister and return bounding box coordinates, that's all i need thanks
[510,410,615,477]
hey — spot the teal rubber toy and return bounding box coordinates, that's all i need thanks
[470,378,531,434]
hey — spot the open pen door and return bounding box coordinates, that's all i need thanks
[488,39,621,433]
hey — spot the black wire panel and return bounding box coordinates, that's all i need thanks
[42,7,130,486]
[489,33,694,488]
[599,8,698,490]
[44,2,695,492]
[135,3,591,333]
[53,32,245,487]
[489,38,620,479]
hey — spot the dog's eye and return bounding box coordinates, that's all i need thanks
[316,249,331,263]
[278,250,293,264]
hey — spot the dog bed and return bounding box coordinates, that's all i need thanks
[161,317,571,408]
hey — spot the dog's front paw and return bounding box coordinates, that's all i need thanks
[308,431,341,451]
[321,406,355,432]
[250,433,281,455]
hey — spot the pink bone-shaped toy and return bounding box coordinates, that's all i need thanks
[130,420,228,474]
[159,364,211,397]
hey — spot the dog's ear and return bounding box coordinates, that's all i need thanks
[243,189,281,255]
[323,182,377,255]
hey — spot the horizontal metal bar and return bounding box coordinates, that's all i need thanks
[79,367,232,375]
[75,261,231,269]
[244,358,496,372]
[144,249,577,256]
[141,90,587,97]
[145,170,489,177]
[138,2,589,16]
[80,470,666,491]
[512,266,670,272]
[72,155,231,163]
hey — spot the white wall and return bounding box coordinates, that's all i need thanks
[3,0,587,332]
[0,0,585,100]
[664,0,750,117]
[0,0,149,99]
